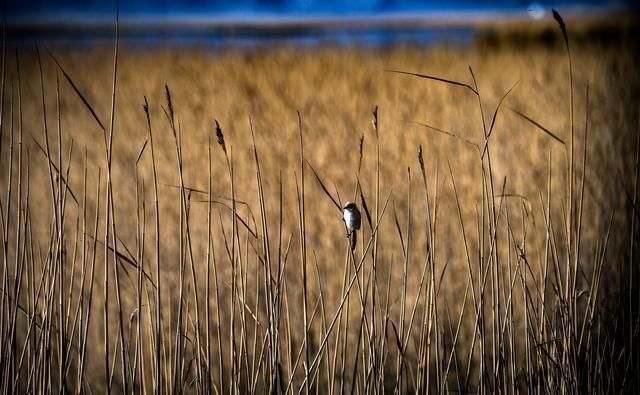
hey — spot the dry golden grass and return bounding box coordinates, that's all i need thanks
[1,21,639,393]
[16,40,637,286]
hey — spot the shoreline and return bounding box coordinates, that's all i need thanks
[6,8,637,47]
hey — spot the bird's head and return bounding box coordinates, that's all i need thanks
[343,201,357,211]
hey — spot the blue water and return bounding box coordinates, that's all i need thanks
[4,0,634,48]
[7,0,632,17]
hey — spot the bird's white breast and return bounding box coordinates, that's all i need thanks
[344,209,356,230]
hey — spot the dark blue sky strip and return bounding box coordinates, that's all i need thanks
[6,0,632,18]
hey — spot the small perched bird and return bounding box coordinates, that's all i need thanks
[342,201,361,251]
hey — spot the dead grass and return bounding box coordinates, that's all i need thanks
[1,20,639,393]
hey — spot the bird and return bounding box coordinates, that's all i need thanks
[342,201,361,251]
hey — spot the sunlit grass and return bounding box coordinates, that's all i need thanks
[0,14,639,394]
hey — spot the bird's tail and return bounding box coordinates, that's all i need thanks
[350,230,357,251]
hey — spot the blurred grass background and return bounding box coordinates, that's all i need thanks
[1,16,639,391]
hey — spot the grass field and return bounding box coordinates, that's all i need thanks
[1,15,639,393]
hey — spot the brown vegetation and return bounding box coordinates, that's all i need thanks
[1,16,639,393]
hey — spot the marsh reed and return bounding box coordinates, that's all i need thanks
[0,10,639,394]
